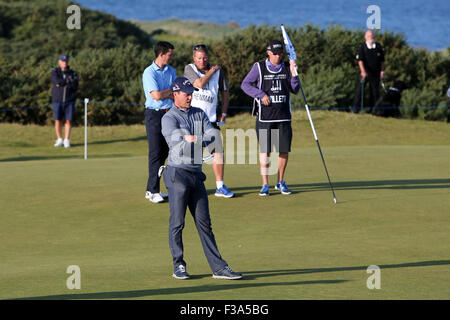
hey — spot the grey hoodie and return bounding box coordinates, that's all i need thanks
[161,106,222,172]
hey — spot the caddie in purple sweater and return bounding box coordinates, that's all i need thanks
[241,40,300,196]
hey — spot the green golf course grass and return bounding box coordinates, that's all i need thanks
[0,110,449,300]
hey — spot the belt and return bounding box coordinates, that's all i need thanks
[147,108,170,113]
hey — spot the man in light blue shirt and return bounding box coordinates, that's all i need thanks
[142,41,177,203]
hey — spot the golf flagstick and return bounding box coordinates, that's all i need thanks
[281,24,298,76]
[281,24,338,204]
[298,84,338,204]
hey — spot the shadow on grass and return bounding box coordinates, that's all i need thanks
[212,179,450,196]
[16,280,348,300]
[14,260,448,300]
[70,136,147,147]
[0,154,132,162]
[240,260,450,280]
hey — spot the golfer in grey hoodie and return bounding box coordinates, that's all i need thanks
[161,77,242,280]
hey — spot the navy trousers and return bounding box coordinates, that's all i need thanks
[163,165,227,273]
[145,109,169,193]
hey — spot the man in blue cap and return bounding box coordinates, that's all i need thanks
[51,54,78,148]
[161,77,242,280]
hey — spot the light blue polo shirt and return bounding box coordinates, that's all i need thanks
[142,61,177,110]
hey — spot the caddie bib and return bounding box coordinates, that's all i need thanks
[189,63,220,123]
[254,60,292,122]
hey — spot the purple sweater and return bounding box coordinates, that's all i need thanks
[241,60,300,99]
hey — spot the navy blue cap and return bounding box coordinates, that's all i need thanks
[59,54,69,62]
[171,77,198,94]
[267,40,284,54]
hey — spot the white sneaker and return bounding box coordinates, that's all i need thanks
[146,191,168,199]
[145,191,165,203]
[63,139,71,148]
[54,138,63,147]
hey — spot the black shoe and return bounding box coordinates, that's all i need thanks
[212,266,242,280]
[172,265,190,280]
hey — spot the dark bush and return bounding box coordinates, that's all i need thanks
[1,1,449,124]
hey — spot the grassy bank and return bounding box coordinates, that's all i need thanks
[1,110,449,162]
[131,18,241,42]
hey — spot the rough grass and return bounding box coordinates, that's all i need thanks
[131,18,241,43]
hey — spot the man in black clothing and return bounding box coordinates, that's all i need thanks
[51,54,78,148]
[352,30,385,113]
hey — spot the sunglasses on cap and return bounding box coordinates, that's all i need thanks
[193,44,208,51]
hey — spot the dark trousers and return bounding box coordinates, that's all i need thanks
[352,74,380,113]
[163,166,227,273]
[145,109,169,193]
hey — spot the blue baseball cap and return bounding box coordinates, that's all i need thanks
[59,54,69,62]
[171,77,198,94]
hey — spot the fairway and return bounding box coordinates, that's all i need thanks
[0,111,449,300]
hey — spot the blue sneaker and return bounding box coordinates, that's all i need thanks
[215,185,234,198]
[259,184,270,196]
[213,266,243,280]
[275,181,292,195]
[172,265,190,280]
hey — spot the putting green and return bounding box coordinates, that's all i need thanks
[0,112,449,299]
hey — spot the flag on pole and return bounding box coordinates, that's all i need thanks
[281,26,337,204]
[280,24,298,76]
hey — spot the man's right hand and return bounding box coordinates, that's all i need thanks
[184,135,197,143]
[210,65,220,73]
[361,71,367,80]
[261,95,271,106]
[207,65,220,78]
[193,65,221,89]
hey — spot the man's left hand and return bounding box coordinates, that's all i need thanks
[289,60,298,76]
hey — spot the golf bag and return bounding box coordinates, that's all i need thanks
[372,80,407,118]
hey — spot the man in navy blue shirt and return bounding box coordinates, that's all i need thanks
[142,41,177,203]
[51,54,78,148]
